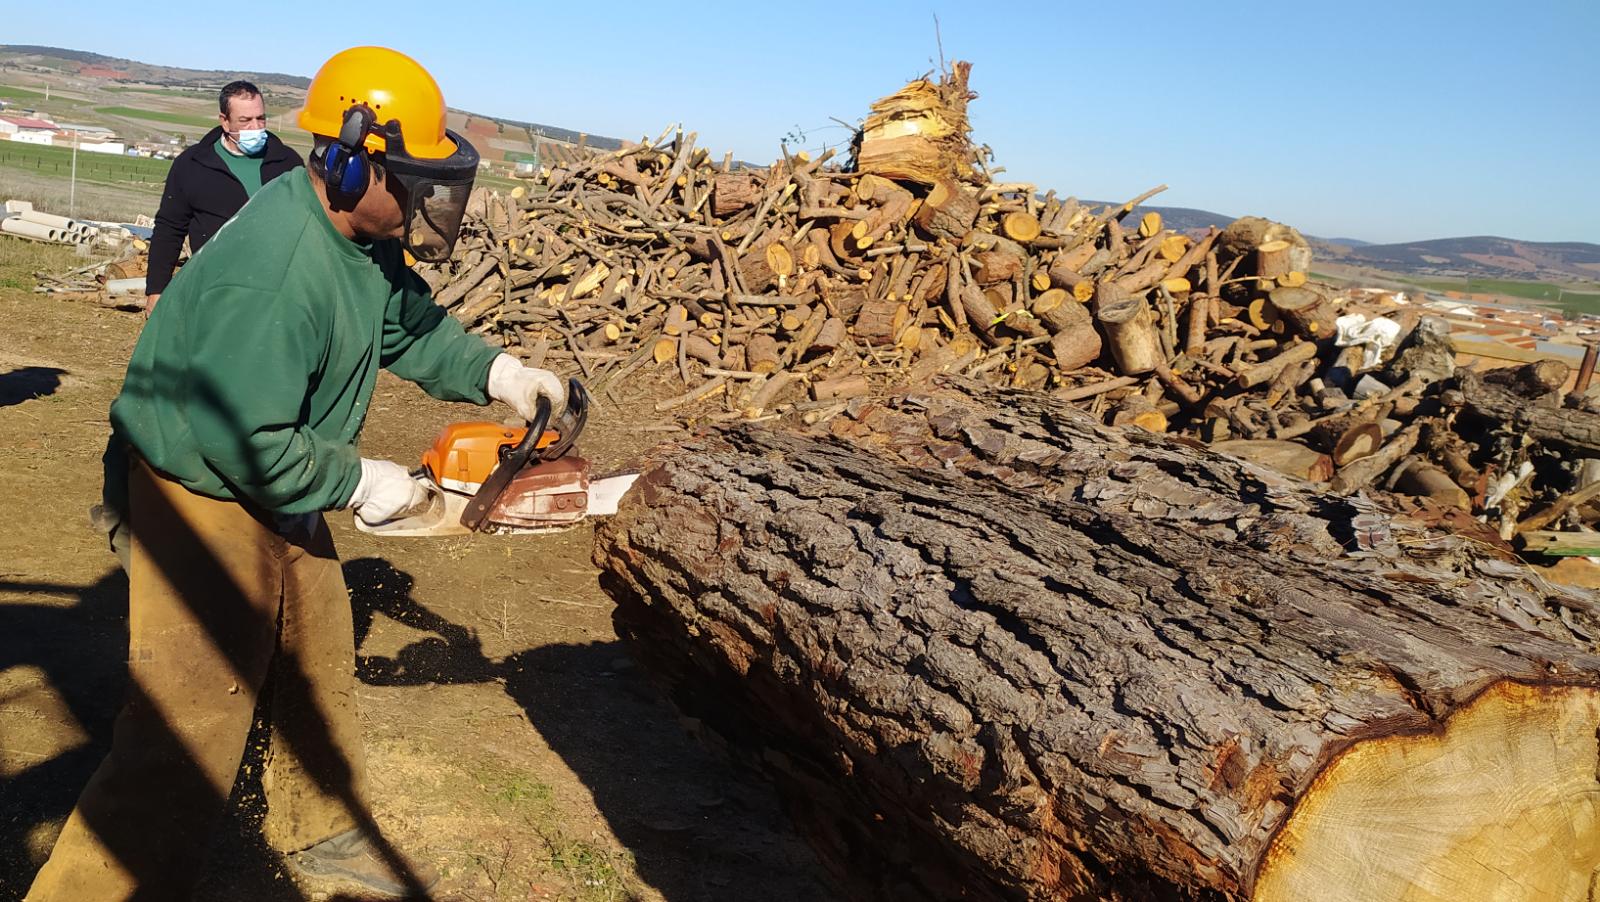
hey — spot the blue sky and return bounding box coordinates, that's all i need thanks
[5,0,1596,244]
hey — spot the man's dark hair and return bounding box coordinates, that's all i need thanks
[219,81,261,117]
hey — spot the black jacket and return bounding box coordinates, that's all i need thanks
[145,127,303,295]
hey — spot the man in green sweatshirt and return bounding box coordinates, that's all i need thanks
[26,47,560,901]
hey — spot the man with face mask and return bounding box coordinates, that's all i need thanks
[144,80,303,315]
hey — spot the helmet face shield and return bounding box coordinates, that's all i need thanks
[380,123,479,262]
[398,175,474,262]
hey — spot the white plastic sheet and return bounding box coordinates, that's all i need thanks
[1335,314,1402,370]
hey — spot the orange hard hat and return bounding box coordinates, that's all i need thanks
[298,46,455,159]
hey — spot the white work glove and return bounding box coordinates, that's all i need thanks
[486,354,566,422]
[347,458,432,526]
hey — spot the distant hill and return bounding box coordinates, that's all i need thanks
[0,44,309,91]
[1321,236,1600,282]
[1092,202,1599,284]
[1087,202,1233,234]
[0,44,626,160]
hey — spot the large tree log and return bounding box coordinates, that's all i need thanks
[913,180,981,241]
[1455,368,1600,456]
[595,383,1600,902]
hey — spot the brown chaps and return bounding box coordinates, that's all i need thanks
[26,459,369,901]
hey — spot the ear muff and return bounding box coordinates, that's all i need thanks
[323,105,376,200]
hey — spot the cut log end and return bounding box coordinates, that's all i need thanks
[1255,681,1600,902]
[1002,211,1042,243]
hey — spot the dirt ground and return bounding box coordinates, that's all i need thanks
[0,241,837,901]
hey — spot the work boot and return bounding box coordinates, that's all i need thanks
[286,828,440,899]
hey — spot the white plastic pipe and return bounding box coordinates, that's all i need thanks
[107,277,146,295]
[18,210,78,232]
[1,218,66,242]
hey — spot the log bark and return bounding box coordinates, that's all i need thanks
[596,382,1600,902]
[1255,240,1292,282]
[1235,341,1318,389]
[1331,421,1383,466]
[1029,289,1076,333]
[1482,359,1572,399]
[812,374,870,402]
[969,235,1027,287]
[713,172,760,217]
[744,334,782,375]
[855,296,904,347]
[1110,395,1167,432]
[1393,457,1472,510]
[913,180,981,242]
[1048,321,1101,372]
[1046,243,1099,291]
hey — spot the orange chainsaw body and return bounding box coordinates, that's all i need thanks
[421,422,560,489]
[355,380,634,538]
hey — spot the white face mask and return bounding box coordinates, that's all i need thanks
[234,128,267,155]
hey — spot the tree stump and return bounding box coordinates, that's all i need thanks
[595,382,1600,902]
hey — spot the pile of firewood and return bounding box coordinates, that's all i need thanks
[418,62,1262,418]
[412,62,1600,563]
[33,246,149,311]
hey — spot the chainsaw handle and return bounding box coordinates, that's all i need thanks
[460,395,552,532]
[540,378,589,461]
[514,395,553,458]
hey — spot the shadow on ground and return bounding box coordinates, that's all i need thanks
[0,367,66,408]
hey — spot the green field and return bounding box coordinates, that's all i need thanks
[0,84,52,102]
[105,86,210,99]
[94,105,216,129]
[1409,277,1600,316]
[0,140,171,186]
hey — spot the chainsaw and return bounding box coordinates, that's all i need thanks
[356,378,638,537]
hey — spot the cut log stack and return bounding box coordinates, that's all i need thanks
[423,158,1227,418]
[416,62,1306,424]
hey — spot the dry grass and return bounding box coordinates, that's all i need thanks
[0,169,160,224]
[0,238,85,291]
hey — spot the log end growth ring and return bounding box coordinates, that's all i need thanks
[1255,681,1600,902]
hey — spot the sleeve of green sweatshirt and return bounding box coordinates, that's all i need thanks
[380,263,500,403]
[184,285,363,513]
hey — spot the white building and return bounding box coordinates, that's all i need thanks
[70,138,127,156]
